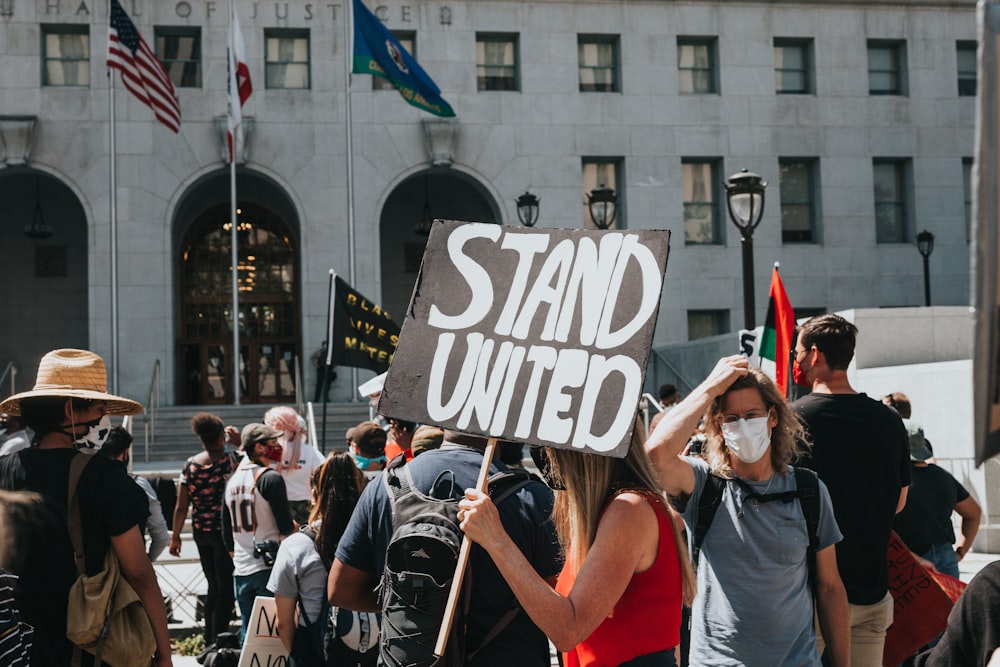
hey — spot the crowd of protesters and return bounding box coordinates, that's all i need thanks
[0,315,994,666]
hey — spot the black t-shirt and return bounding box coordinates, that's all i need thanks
[894,463,970,555]
[794,392,911,605]
[0,448,149,667]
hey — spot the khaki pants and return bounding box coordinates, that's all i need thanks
[816,590,894,667]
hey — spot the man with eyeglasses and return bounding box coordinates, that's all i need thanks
[792,314,911,667]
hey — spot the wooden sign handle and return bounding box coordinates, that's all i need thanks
[433,438,497,657]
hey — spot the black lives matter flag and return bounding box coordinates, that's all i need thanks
[378,221,670,458]
[327,274,401,374]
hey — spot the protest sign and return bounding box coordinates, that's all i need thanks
[238,596,289,667]
[883,532,965,666]
[378,221,670,458]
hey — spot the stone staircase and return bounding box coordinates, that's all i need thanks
[129,402,372,472]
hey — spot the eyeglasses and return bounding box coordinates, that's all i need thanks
[720,408,770,424]
[794,347,811,361]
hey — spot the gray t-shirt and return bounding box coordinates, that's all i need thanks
[679,457,842,667]
[267,530,327,627]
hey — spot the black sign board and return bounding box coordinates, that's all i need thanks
[378,221,670,458]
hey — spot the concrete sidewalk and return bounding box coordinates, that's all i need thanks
[169,551,1000,663]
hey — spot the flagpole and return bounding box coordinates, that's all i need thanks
[344,0,359,399]
[322,269,338,451]
[107,0,120,394]
[230,0,241,405]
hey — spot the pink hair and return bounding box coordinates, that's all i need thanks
[264,406,305,472]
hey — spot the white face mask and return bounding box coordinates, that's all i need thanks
[74,415,114,451]
[721,416,771,464]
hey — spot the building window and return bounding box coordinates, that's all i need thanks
[779,159,818,243]
[682,159,722,244]
[374,31,415,91]
[677,37,717,94]
[578,35,619,92]
[963,157,973,243]
[774,38,812,94]
[688,310,729,340]
[42,25,90,86]
[265,29,310,89]
[957,41,977,97]
[582,159,623,230]
[873,159,911,243]
[868,40,907,96]
[477,33,518,91]
[155,27,201,88]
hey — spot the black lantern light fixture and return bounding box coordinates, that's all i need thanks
[724,168,767,330]
[587,183,618,230]
[916,229,935,307]
[24,175,53,240]
[515,191,540,227]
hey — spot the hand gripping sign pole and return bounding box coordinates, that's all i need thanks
[434,437,496,657]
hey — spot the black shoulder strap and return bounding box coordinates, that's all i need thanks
[793,466,821,590]
[691,474,727,568]
[487,468,535,505]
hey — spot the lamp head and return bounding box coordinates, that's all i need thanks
[587,184,618,230]
[724,168,767,233]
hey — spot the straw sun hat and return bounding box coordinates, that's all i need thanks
[0,349,143,416]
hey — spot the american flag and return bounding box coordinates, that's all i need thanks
[107,0,181,132]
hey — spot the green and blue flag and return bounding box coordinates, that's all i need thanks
[352,0,455,117]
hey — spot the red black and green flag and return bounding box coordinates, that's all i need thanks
[758,264,795,395]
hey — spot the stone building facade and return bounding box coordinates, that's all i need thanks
[0,0,976,406]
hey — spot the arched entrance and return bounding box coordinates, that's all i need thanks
[379,169,499,322]
[0,168,88,384]
[174,171,301,405]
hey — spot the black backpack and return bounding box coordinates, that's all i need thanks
[198,632,241,667]
[378,456,534,667]
[690,466,821,587]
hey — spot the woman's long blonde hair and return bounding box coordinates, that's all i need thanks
[547,420,696,605]
[702,368,810,478]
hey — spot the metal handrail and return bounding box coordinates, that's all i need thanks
[648,348,697,393]
[144,360,160,463]
[0,361,16,397]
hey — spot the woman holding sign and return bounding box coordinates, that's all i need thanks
[646,356,850,667]
[458,423,695,666]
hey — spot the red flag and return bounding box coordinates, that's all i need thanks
[227,5,253,161]
[758,265,795,395]
[107,0,181,133]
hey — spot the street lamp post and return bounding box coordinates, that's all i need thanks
[587,183,618,230]
[515,191,540,227]
[916,229,935,307]
[724,168,767,330]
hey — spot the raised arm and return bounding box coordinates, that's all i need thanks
[646,355,748,496]
[459,490,658,651]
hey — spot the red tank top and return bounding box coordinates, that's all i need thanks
[556,488,683,667]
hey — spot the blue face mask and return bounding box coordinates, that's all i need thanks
[354,454,386,470]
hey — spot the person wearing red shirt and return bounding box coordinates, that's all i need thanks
[460,421,694,666]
